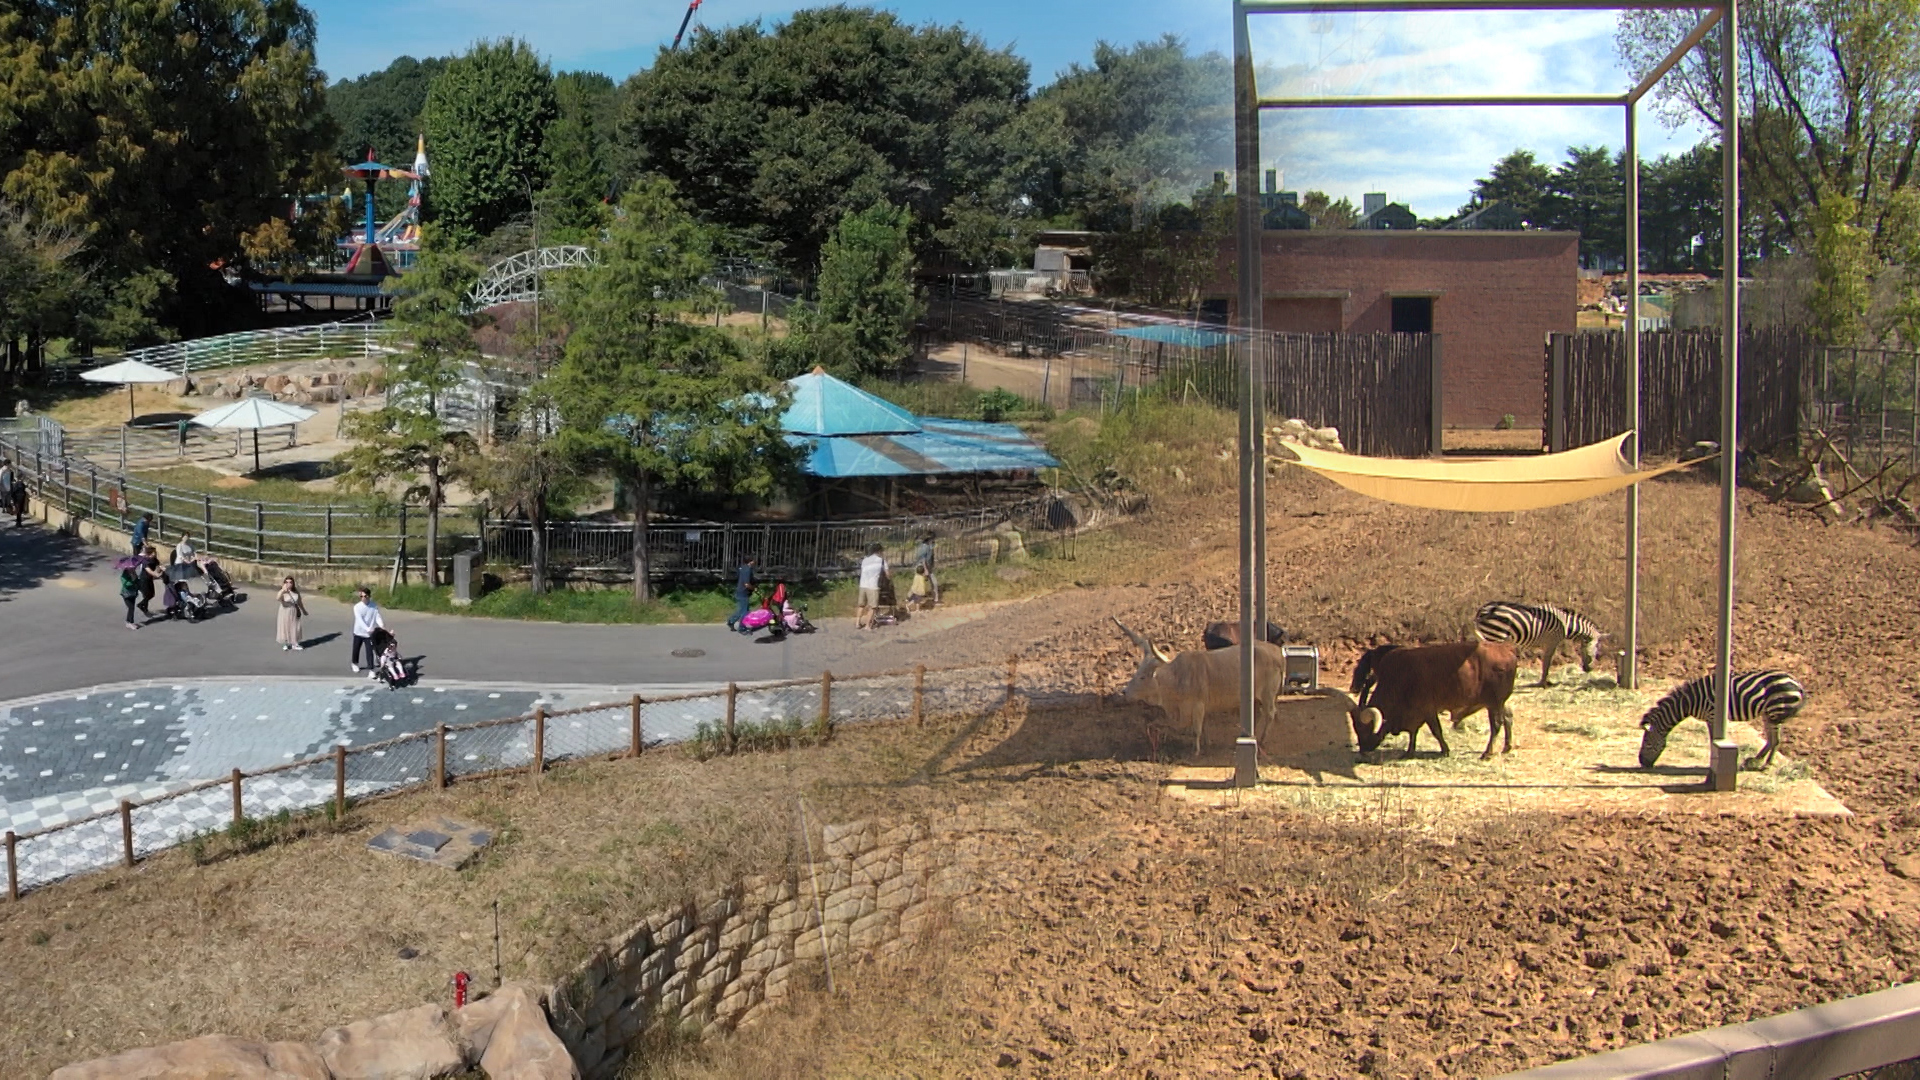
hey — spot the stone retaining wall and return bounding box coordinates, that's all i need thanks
[548,808,1016,1080]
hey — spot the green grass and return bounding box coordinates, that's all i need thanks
[322,578,857,625]
[135,465,351,506]
[859,377,1053,422]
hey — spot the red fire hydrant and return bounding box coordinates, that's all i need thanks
[452,971,471,1009]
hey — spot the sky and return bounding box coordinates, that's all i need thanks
[305,0,1711,219]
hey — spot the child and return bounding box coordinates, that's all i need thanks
[370,626,407,687]
[906,562,931,611]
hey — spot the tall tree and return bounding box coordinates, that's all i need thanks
[1547,146,1626,268]
[621,6,1035,270]
[421,39,558,244]
[1618,0,1920,252]
[466,393,577,596]
[1809,189,1874,344]
[1641,140,1723,272]
[778,203,923,378]
[539,72,615,235]
[0,0,336,337]
[1300,190,1359,230]
[1031,36,1233,232]
[0,200,83,369]
[1462,150,1554,224]
[332,226,481,587]
[547,179,795,601]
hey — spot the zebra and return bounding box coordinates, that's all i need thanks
[1473,601,1606,688]
[1638,670,1806,770]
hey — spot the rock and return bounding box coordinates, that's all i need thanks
[316,1003,466,1080]
[308,375,326,389]
[472,984,579,1080]
[263,375,290,393]
[309,385,343,404]
[50,1035,329,1079]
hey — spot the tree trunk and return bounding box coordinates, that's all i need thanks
[425,456,441,587]
[632,470,653,603]
[530,495,548,596]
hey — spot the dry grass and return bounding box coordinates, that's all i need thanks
[40,385,199,428]
[0,718,983,1077]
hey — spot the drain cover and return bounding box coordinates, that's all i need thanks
[671,648,706,658]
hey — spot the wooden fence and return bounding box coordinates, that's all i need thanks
[1546,328,1815,457]
[2,660,1020,901]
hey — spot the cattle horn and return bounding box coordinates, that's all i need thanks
[1112,618,1152,652]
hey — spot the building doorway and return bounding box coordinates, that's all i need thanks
[1391,296,1433,334]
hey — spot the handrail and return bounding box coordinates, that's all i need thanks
[76,320,389,379]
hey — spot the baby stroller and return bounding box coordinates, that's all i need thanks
[164,563,215,622]
[369,627,409,688]
[199,558,240,607]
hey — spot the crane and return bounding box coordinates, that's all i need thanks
[671,0,704,50]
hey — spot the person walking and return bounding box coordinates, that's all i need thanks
[856,543,887,631]
[728,556,757,631]
[912,531,938,606]
[136,545,160,618]
[351,588,385,676]
[276,576,307,650]
[130,512,154,554]
[118,560,143,631]
[7,466,25,527]
[0,459,13,527]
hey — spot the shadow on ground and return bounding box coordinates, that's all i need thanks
[0,524,104,601]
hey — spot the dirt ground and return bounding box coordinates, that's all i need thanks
[11,464,1920,1078]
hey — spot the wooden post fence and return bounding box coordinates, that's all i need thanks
[231,768,243,825]
[630,694,644,757]
[913,665,926,727]
[333,745,347,818]
[532,707,546,777]
[725,683,738,754]
[5,830,16,901]
[203,494,213,551]
[253,503,264,561]
[817,671,833,737]
[435,724,448,788]
[119,800,134,868]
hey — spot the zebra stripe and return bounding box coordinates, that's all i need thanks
[1637,670,1806,768]
[1474,601,1600,651]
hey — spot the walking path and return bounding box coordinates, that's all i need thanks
[0,518,1017,892]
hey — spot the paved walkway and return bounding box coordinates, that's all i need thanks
[0,518,1015,892]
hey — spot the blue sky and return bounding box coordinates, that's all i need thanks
[306,0,1709,218]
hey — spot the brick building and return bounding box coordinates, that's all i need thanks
[1208,230,1578,430]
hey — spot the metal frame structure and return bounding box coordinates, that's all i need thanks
[1232,0,1744,790]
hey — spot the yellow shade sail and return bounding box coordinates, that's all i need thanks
[1273,433,1705,513]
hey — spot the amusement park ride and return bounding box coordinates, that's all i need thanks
[338,136,429,274]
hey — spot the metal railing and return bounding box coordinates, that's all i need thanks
[2,659,1025,900]
[68,319,388,380]
[1495,981,1920,1080]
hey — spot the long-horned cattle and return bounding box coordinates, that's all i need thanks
[1201,619,1287,651]
[1349,640,1519,760]
[1114,619,1286,756]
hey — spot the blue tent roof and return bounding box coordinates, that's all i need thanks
[781,369,921,436]
[792,417,1059,478]
[1111,324,1241,348]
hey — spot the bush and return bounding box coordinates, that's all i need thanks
[975,387,1023,422]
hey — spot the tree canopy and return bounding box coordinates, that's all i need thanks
[620,5,1035,271]
[775,202,922,378]
[328,55,447,165]
[0,0,336,339]
[421,39,558,245]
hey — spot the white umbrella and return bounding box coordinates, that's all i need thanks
[81,359,180,422]
[191,397,318,475]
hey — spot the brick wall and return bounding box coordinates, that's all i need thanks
[1213,231,1578,429]
[546,809,1016,1080]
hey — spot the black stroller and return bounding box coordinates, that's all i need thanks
[163,562,216,622]
[368,626,410,689]
[199,558,240,607]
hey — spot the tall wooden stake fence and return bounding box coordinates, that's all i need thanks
[2,658,1026,901]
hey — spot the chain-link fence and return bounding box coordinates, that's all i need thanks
[1,662,1021,900]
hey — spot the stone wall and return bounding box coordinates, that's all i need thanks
[547,810,1011,1080]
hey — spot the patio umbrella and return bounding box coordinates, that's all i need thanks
[190,397,317,475]
[80,359,179,422]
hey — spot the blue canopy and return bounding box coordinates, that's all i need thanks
[792,416,1059,478]
[1111,324,1241,348]
[781,369,921,436]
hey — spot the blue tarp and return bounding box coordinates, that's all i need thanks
[781,369,921,436]
[1110,324,1241,348]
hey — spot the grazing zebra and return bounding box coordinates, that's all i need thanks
[1473,601,1607,688]
[1637,670,1806,770]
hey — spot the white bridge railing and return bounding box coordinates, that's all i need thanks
[92,320,388,379]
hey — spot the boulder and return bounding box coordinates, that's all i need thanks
[50,1035,329,1079]
[315,1003,466,1080]
[459,984,578,1080]
[308,375,326,389]
[308,386,343,404]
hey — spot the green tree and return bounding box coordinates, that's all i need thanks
[1091,178,1233,308]
[621,6,1035,270]
[547,180,796,601]
[327,55,448,221]
[1618,0,1920,253]
[539,72,615,235]
[1462,150,1554,224]
[1641,141,1723,272]
[1032,36,1233,231]
[1810,190,1875,344]
[332,227,481,587]
[0,0,336,337]
[782,203,923,379]
[421,39,558,244]
[1300,191,1359,230]
[0,200,83,370]
[466,398,578,595]
[1546,146,1625,267]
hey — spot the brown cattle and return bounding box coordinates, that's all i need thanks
[1349,641,1519,760]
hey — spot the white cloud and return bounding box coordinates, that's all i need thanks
[1245,10,1709,216]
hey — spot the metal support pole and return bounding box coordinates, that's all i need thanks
[1623,101,1642,691]
[1710,1,1741,792]
[1232,0,1265,786]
